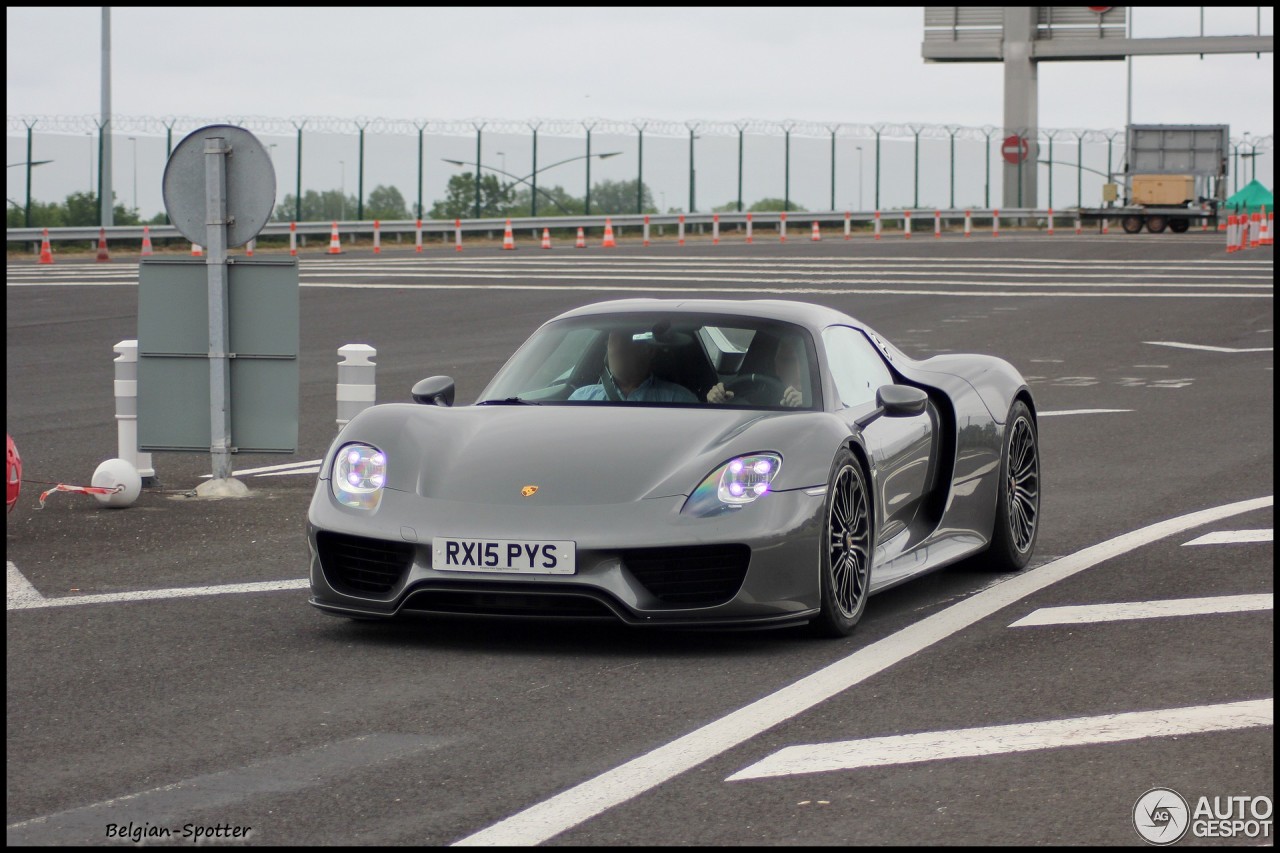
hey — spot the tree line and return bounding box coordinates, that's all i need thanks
[8,178,806,229]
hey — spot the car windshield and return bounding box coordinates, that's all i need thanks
[478,312,821,410]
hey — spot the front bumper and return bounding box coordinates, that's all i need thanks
[306,484,826,628]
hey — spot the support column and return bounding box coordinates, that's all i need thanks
[1002,6,1039,211]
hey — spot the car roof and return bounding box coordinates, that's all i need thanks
[549,298,863,333]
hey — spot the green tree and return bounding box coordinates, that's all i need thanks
[587,179,656,215]
[6,192,137,228]
[275,189,356,222]
[749,197,807,213]
[365,185,409,221]
[428,173,515,220]
[507,184,583,217]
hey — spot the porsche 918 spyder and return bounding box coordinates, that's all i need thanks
[307,298,1039,637]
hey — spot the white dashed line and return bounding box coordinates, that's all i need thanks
[724,699,1273,781]
[1008,594,1273,627]
[1182,529,1274,546]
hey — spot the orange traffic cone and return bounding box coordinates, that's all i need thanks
[96,228,110,262]
[541,228,552,249]
[576,227,586,249]
[140,226,153,256]
[328,222,342,254]
[811,221,821,242]
[39,228,54,264]
[602,219,617,248]
[1262,209,1273,246]
[191,243,203,257]
[502,219,516,250]
[245,237,255,257]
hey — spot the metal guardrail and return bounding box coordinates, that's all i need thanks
[7,209,1093,245]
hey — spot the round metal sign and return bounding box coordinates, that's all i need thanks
[1001,134,1029,165]
[1088,7,1114,13]
[162,124,276,248]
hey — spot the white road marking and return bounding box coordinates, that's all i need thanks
[1183,529,1274,546]
[6,561,45,608]
[254,465,322,478]
[1008,593,1273,627]
[7,575,309,611]
[303,283,1268,299]
[1038,409,1133,417]
[724,699,1273,781]
[1145,341,1274,353]
[451,494,1273,847]
[198,458,323,478]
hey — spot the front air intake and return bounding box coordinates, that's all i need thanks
[621,544,751,607]
[316,531,414,595]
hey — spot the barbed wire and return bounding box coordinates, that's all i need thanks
[7,114,1272,149]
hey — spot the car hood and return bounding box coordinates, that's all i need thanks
[333,403,842,506]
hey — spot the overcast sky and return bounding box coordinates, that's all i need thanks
[7,7,1274,218]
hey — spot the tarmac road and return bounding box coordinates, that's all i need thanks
[6,231,1273,845]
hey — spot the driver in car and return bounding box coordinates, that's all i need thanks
[569,329,699,403]
[706,335,807,407]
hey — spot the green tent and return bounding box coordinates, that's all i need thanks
[1225,180,1273,214]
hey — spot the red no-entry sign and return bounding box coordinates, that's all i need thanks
[1002,134,1029,164]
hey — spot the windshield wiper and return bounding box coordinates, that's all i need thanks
[477,397,540,406]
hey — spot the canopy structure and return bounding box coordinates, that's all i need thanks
[1225,180,1273,213]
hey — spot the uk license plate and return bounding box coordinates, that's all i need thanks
[432,538,576,575]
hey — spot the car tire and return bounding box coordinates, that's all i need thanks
[1146,215,1168,234]
[985,400,1040,572]
[808,447,873,638]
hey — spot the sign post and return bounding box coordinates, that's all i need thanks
[142,125,295,493]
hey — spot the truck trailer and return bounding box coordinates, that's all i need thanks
[1076,124,1228,234]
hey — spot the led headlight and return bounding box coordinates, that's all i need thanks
[682,453,782,517]
[331,443,387,510]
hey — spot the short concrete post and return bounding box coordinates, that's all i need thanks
[337,344,377,429]
[113,340,156,485]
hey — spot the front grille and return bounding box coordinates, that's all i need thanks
[403,586,617,620]
[622,544,751,607]
[316,531,415,595]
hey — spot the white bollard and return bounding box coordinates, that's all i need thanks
[844,211,851,240]
[416,219,423,252]
[904,210,912,239]
[289,222,297,256]
[934,210,941,238]
[337,344,377,429]
[964,209,972,237]
[712,214,720,245]
[113,340,156,485]
[780,212,787,243]
[874,210,881,240]
[746,213,753,244]
[993,209,1000,237]
[643,215,651,247]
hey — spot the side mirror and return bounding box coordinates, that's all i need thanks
[855,384,928,428]
[412,375,455,407]
[877,384,928,417]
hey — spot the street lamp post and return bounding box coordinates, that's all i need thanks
[856,146,863,211]
[128,136,137,214]
[442,151,621,217]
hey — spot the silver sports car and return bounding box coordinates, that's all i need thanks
[307,298,1039,637]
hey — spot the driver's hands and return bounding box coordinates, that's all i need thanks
[780,385,803,408]
[706,382,735,404]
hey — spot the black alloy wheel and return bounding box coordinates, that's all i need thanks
[809,447,872,638]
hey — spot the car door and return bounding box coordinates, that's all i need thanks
[822,325,936,549]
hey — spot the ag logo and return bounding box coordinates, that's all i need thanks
[520,485,539,497]
[1134,788,1190,845]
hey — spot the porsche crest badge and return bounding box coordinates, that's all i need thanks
[520,485,539,497]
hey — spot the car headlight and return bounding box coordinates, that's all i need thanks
[682,453,782,517]
[331,443,387,510]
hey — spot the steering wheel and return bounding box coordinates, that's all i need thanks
[723,372,787,405]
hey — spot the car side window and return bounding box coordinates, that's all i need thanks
[822,326,894,409]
